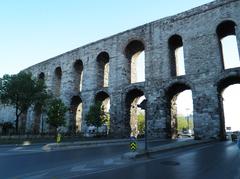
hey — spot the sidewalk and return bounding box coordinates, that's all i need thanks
[42,137,216,157]
[42,137,170,151]
[42,138,131,151]
[123,139,216,159]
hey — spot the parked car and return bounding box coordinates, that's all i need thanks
[178,129,194,138]
[84,125,108,137]
[231,131,239,142]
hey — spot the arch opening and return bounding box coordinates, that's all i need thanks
[97,52,109,88]
[95,91,110,134]
[70,96,83,133]
[169,35,185,76]
[53,67,62,97]
[33,72,46,134]
[217,76,240,140]
[38,72,45,80]
[125,40,145,83]
[125,89,146,137]
[217,21,240,69]
[166,83,194,139]
[73,60,83,92]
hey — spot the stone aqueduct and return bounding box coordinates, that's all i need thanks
[6,0,240,139]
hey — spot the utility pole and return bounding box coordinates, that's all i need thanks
[185,108,190,131]
[145,103,148,152]
[138,99,148,152]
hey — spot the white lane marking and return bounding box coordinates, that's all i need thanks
[7,146,41,153]
[71,164,93,172]
[24,172,49,179]
[17,149,40,152]
[71,164,86,172]
[104,159,114,165]
[0,153,10,156]
[9,147,23,151]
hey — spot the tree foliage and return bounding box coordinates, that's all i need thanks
[177,115,193,131]
[0,72,48,132]
[85,101,108,128]
[137,112,145,135]
[33,78,51,112]
[46,98,68,131]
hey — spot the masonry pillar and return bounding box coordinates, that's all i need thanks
[236,24,240,60]
[147,87,168,139]
[192,83,221,139]
[109,92,127,138]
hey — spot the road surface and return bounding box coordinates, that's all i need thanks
[1,139,238,179]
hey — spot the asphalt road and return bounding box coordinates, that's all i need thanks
[1,139,237,179]
[78,141,240,179]
[0,139,172,178]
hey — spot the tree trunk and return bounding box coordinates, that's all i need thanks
[19,111,27,134]
[33,108,42,134]
[15,107,19,134]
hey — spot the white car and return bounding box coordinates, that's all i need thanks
[84,125,108,137]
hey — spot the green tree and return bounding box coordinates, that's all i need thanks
[177,115,193,131]
[85,101,107,128]
[137,112,145,136]
[0,72,48,133]
[105,112,110,131]
[46,98,68,134]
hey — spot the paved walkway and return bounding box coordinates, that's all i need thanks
[43,137,216,159]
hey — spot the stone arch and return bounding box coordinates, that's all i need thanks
[94,91,110,133]
[217,20,237,39]
[73,59,83,92]
[217,75,240,140]
[124,84,145,96]
[70,95,83,133]
[216,20,240,69]
[165,82,193,139]
[53,66,62,97]
[38,72,45,80]
[125,88,146,137]
[96,52,110,88]
[32,72,46,134]
[168,34,185,76]
[124,40,145,83]
[95,90,110,102]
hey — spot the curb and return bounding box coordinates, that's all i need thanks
[42,139,130,151]
[122,139,216,159]
[42,138,168,151]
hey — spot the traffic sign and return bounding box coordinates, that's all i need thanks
[130,136,137,152]
[56,133,61,143]
[130,141,137,152]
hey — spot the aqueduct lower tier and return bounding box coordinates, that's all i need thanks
[10,0,240,139]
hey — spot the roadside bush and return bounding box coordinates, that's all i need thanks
[1,122,15,135]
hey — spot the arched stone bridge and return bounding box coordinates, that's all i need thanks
[20,0,240,139]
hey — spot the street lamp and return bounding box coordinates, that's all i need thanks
[185,108,190,131]
[137,99,148,152]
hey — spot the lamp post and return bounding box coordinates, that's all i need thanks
[185,108,190,131]
[137,99,148,152]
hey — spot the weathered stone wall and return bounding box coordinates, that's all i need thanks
[2,0,240,139]
[0,106,15,123]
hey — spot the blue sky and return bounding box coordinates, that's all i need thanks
[0,0,213,77]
